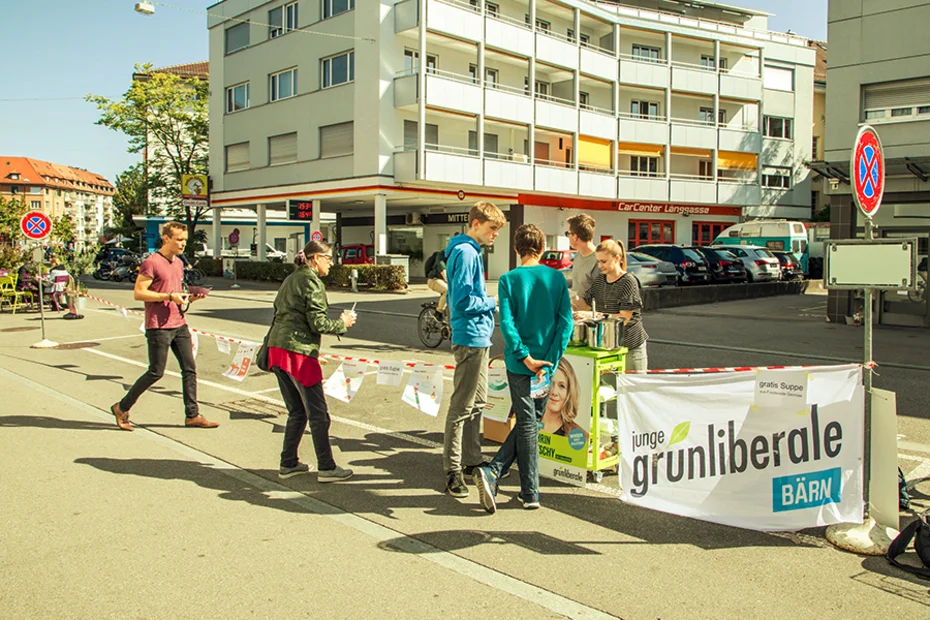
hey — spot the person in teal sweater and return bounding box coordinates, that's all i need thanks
[473,224,573,513]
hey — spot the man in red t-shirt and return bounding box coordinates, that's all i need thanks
[110,222,217,431]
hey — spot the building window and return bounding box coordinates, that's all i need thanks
[630,156,658,177]
[628,219,675,248]
[864,109,886,120]
[698,161,713,179]
[700,55,726,71]
[469,0,499,15]
[762,166,791,188]
[699,107,715,125]
[9,173,19,180]
[10,185,19,194]
[225,22,249,55]
[225,142,250,172]
[225,82,250,113]
[862,78,930,123]
[322,51,354,88]
[271,67,298,101]
[763,65,794,91]
[406,49,437,73]
[322,0,355,20]
[631,100,659,119]
[763,116,793,139]
[891,107,912,117]
[468,131,500,157]
[30,200,41,209]
[268,132,298,165]
[403,120,439,150]
[525,15,550,32]
[811,136,819,159]
[320,121,354,158]
[269,2,299,38]
[692,222,730,246]
[632,45,661,62]
[468,64,498,87]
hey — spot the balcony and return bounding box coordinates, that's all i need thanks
[485,13,534,57]
[670,62,718,96]
[618,55,670,89]
[394,147,483,186]
[485,158,533,191]
[619,113,669,145]
[617,174,669,201]
[579,168,618,199]
[669,175,717,203]
[485,84,533,124]
[426,0,482,43]
[670,119,717,150]
[535,96,578,133]
[536,30,578,71]
[580,46,617,82]
[718,127,761,153]
[718,180,761,205]
[394,0,417,33]
[535,162,578,194]
[720,71,762,101]
[393,70,483,116]
[580,106,617,141]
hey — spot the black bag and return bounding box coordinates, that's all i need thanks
[424,250,443,279]
[886,511,930,580]
[256,308,276,372]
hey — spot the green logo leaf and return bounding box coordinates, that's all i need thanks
[668,421,691,447]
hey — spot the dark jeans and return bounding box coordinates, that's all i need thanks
[120,327,199,418]
[274,368,336,471]
[485,371,545,503]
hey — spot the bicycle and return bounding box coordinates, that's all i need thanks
[417,300,450,348]
[184,267,207,287]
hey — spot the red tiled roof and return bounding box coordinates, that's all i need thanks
[1,157,114,194]
[136,61,209,81]
[1,157,44,185]
[808,40,827,83]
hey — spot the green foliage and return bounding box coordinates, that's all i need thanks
[86,63,210,255]
[0,196,29,245]
[195,257,224,277]
[61,250,95,277]
[0,245,28,271]
[235,261,296,282]
[111,163,153,232]
[52,215,76,245]
[324,265,407,291]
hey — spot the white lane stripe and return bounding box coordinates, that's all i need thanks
[248,387,282,394]
[0,364,618,620]
[59,334,143,345]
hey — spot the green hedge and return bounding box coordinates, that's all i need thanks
[324,265,406,291]
[195,257,224,277]
[235,261,296,282]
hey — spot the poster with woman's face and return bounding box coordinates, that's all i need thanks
[538,354,593,487]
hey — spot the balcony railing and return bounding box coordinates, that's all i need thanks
[670,116,716,127]
[536,92,575,107]
[619,52,669,65]
[670,59,716,72]
[669,173,715,181]
[581,103,614,116]
[720,67,761,79]
[485,9,531,30]
[536,27,573,44]
[535,158,574,169]
[619,111,668,122]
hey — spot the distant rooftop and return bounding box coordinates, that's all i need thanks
[133,61,209,81]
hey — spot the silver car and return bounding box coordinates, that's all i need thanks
[711,244,781,282]
[628,251,678,287]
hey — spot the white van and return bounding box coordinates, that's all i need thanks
[712,220,809,273]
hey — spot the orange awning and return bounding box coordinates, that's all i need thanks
[717,151,758,170]
[617,141,665,156]
[579,136,612,168]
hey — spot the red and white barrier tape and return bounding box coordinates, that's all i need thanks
[77,293,872,375]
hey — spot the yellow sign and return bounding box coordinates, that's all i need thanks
[181,174,208,200]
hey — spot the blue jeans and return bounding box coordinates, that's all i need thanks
[485,371,545,503]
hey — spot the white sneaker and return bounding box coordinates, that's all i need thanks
[318,465,353,483]
[518,496,541,510]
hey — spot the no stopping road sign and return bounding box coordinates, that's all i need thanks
[21,211,52,241]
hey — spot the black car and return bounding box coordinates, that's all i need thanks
[771,250,803,280]
[94,247,135,265]
[633,244,711,285]
[691,246,747,284]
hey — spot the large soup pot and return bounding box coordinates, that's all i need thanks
[585,317,625,350]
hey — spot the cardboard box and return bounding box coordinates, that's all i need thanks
[482,414,515,444]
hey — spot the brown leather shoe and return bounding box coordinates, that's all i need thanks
[184,415,219,429]
[110,402,133,431]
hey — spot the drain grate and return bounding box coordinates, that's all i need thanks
[1,327,41,333]
[218,398,285,420]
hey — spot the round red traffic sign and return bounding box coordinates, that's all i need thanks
[228,228,240,246]
[851,125,885,218]
[20,211,52,241]
[311,230,323,242]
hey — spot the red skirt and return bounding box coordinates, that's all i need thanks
[268,347,323,387]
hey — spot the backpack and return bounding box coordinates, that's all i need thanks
[886,510,930,580]
[424,250,444,279]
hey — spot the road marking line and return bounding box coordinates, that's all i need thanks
[59,334,143,345]
[247,387,282,394]
[0,364,618,620]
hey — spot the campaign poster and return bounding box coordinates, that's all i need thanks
[537,354,593,488]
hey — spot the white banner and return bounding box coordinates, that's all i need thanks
[376,360,405,386]
[222,342,257,382]
[323,361,367,403]
[216,338,231,355]
[402,364,443,417]
[616,365,864,531]
[484,367,511,423]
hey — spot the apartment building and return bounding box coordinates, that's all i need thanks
[808,39,827,219]
[207,0,815,277]
[0,157,115,250]
[821,1,930,328]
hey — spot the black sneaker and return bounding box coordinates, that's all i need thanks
[445,471,469,498]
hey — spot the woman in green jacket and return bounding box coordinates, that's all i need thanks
[266,240,357,481]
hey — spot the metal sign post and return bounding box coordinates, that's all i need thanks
[823,125,903,555]
[20,212,58,349]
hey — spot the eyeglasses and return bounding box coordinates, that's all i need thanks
[315,254,333,263]
[564,230,575,238]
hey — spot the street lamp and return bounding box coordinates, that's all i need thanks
[134,1,155,15]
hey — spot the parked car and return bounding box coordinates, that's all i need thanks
[691,246,748,284]
[633,245,711,285]
[341,244,375,265]
[540,249,575,271]
[771,250,803,280]
[710,244,781,282]
[94,247,135,265]
[626,252,678,287]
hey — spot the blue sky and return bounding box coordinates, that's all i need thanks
[1,0,826,186]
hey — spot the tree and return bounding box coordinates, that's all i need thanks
[86,62,209,256]
[0,196,28,245]
[52,214,76,246]
[110,163,154,230]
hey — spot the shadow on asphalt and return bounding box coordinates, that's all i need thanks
[0,415,120,432]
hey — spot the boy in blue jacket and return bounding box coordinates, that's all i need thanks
[473,224,573,512]
[442,201,506,498]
